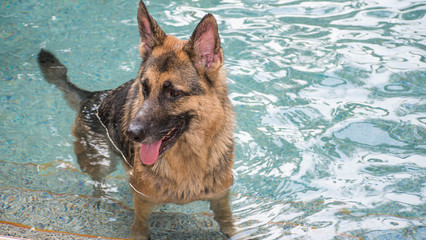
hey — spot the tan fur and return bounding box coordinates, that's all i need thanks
[115,2,236,239]
[126,34,234,203]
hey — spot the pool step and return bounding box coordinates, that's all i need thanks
[0,221,120,240]
[0,187,225,239]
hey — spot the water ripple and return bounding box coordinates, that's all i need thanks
[1,0,425,239]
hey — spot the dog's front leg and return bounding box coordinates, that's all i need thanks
[130,190,155,240]
[210,190,236,238]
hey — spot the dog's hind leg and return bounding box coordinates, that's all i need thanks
[37,49,91,111]
[73,116,121,197]
[210,190,236,238]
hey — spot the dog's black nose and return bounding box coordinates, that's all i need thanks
[126,123,146,142]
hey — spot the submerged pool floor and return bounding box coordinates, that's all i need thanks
[0,160,227,239]
[0,188,259,240]
[0,189,224,240]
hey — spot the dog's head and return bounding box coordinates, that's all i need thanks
[125,1,232,165]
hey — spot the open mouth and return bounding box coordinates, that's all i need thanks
[139,120,187,165]
[159,120,186,157]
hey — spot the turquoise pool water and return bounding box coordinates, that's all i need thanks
[1,0,425,239]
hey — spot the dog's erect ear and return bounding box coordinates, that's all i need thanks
[137,0,166,60]
[186,14,224,75]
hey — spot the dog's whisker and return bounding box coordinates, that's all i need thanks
[159,128,174,133]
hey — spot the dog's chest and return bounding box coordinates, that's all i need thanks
[129,155,233,204]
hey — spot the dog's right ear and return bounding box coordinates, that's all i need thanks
[137,0,166,60]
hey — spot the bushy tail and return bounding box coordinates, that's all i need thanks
[37,49,92,111]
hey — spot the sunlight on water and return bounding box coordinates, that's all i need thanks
[0,0,425,239]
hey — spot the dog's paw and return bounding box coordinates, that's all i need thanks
[221,226,237,239]
[130,226,150,240]
[129,233,150,240]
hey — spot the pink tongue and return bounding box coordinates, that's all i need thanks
[139,140,162,165]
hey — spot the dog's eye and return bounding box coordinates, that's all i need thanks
[141,78,149,98]
[169,89,183,99]
[162,80,185,100]
[142,87,148,98]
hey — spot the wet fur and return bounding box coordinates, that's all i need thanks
[37,1,235,239]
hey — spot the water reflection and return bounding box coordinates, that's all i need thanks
[0,0,425,239]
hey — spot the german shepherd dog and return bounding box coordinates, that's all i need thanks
[37,1,235,239]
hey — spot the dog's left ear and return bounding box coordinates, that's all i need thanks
[186,14,224,75]
[137,0,166,60]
